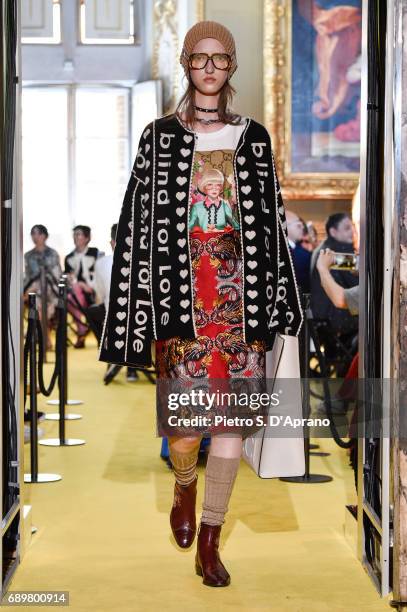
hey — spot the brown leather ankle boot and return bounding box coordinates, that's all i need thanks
[170,475,197,548]
[195,522,230,587]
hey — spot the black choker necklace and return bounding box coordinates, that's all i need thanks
[194,105,219,113]
[194,117,221,125]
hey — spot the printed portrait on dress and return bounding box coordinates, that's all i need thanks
[189,150,240,232]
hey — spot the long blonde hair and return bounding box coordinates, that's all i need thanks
[175,76,242,129]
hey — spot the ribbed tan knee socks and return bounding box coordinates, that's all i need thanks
[201,455,241,526]
[168,443,200,486]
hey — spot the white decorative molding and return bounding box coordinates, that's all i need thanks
[21,0,54,38]
[84,0,131,39]
[196,0,204,21]
[152,0,203,113]
[152,0,179,113]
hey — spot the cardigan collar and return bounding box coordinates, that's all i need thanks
[171,113,251,155]
[173,112,250,134]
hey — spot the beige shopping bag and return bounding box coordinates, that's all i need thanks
[242,333,306,478]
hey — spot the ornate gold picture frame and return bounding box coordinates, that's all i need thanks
[264,0,361,200]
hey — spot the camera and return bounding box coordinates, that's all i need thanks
[330,252,359,271]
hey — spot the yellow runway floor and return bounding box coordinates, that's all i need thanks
[8,341,392,611]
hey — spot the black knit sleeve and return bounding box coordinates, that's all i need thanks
[98,122,154,368]
[267,132,304,337]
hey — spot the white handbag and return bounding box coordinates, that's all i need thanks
[242,333,306,478]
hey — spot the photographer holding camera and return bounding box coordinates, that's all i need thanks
[311,213,358,332]
[316,247,359,487]
[316,248,359,316]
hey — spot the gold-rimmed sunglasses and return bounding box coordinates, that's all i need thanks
[188,52,231,71]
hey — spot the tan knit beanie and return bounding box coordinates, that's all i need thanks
[180,21,237,78]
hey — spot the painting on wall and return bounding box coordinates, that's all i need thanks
[264,0,362,199]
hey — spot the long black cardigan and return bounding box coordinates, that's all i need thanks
[99,114,304,368]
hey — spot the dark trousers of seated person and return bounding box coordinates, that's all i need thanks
[84,303,106,346]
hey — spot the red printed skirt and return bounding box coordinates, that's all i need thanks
[155,228,266,438]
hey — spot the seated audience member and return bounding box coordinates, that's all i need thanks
[310,213,358,337]
[64,225,99,349]
[24,224,62,349]
[86,224,138,383]
[286,210,312,295]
